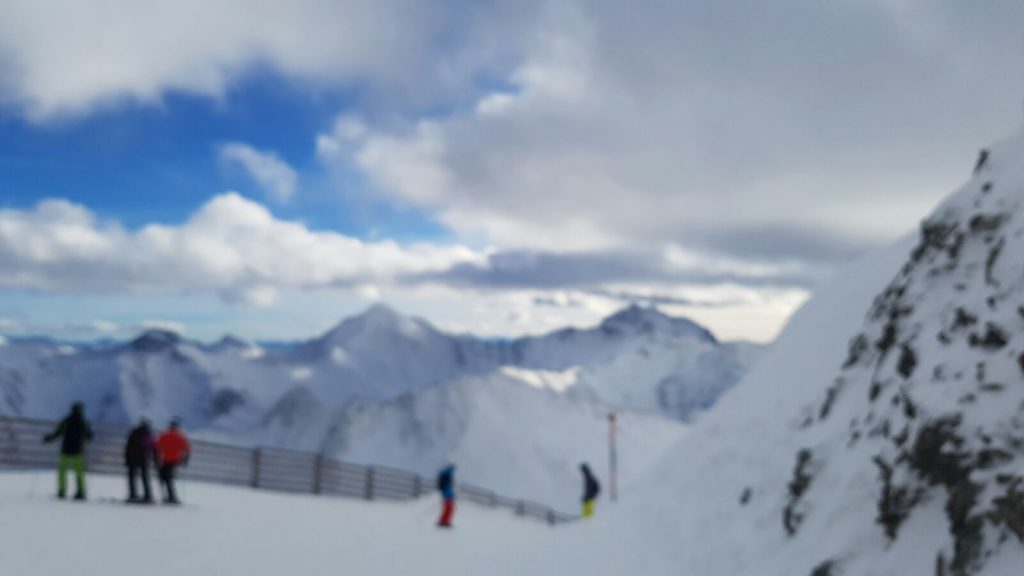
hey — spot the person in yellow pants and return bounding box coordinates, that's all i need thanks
[58,454,86,499]
[580,463,600,519]
[43,403,93,500]
[582,498,595,518]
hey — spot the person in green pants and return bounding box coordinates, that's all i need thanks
[42,402,94,500]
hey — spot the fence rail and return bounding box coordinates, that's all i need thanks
[0,415,576,525]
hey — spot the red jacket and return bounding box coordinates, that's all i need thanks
[156,429,191,465]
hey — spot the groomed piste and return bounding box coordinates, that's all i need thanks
[0,471,605,576]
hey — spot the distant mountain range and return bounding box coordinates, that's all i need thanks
[0,304,761,506]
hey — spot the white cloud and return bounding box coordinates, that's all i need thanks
[354,122,455,206]
[315,135,342,159]
[0,318,121,337]
[222,285,280,308]
[220,143,298,202]
[4,1,1023,259]
[0,0,542,121]
[0,193,486,303]
[8,1,1021,264]
[475,93,517,117]
[316,116,371,161]
[320,0,1024,263]
[356,284,383,301]
[4,1,1024,343]
[661,244,812,281]
[135,320,186,334]
[378,282,799,343]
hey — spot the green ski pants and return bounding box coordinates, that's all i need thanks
[58,454,86,497]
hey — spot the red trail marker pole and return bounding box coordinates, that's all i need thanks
[609,412,618,502]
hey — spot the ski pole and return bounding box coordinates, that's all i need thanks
[179,465,187,504]
[28,468,40,499]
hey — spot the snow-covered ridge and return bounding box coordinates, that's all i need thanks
[578,128,1024,575]
[792,132,1024,575]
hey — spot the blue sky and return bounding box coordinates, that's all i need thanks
[1,1,1023,343]
[1,72,447,241]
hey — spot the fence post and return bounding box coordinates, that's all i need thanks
[364,466,375,500]
[412,474,422,498]
[489,490,497,507]
[251,448,262,489]
[515,500,526,516]
[546,509,556,526]
[313,455,323,495]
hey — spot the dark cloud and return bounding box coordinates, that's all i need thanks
[677,224,880,264]
[584,289,744,309]
[436,251,658,289]
[531,295,587,309]
[420,248,826,292]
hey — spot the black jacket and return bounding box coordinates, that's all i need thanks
[582,467,600,501]
[44,410,93,456]
[124,424,154,466]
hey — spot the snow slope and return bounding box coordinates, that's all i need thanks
[331,371,685,508]
[0,472,572,576]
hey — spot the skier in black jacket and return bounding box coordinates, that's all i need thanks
[42,402,94,500]
[580,462,600,518]
[124,419,156,503]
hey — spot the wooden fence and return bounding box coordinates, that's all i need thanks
[0,415,576,526]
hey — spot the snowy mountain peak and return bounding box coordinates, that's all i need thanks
[209,334,250,350]
[599,304,717,342]
[318,303,432,346]
[362,302,401,320]
[129,329,183,352]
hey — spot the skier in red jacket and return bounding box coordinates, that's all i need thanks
[155,419,191,505]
